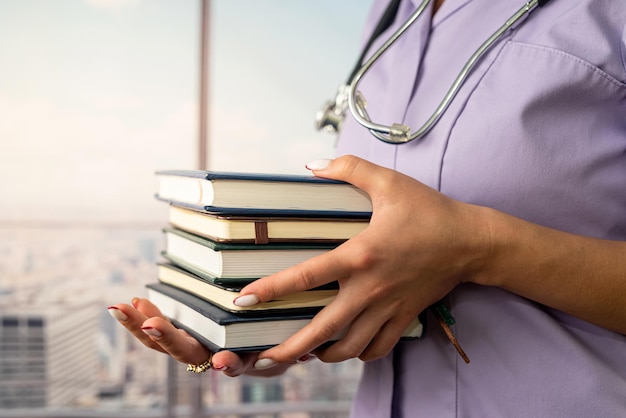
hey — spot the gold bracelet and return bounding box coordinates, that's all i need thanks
[186,354,213,373]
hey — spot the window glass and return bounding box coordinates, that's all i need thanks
[204,2,373,415]
[209,0,373,173]
[0,0,373,415]
[0,0,198,413]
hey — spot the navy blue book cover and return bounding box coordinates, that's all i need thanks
[156,170,358,184]
[155,169,349,184]
[146,283,317,324]
[147,283,422,352]
[146,282,317,352]
[155,169,372,218]
[155,198,372,218]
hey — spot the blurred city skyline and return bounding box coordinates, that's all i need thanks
[0,0,373,414]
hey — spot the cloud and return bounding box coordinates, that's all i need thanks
[90,94,145,111]
[207,105,335,174]
[210,106,272,144]
[0,90,333,223]
[0,94,195,223]
[84,0,141,11]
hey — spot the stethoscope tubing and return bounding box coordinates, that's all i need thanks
[348,0,549,144]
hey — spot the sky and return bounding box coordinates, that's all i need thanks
[0,0,372,224]
[208,1,373,173]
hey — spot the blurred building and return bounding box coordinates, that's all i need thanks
[0,226,362,416]
[0,302,99,408]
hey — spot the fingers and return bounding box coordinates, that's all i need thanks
[132,296,164,318]
[253,287,369,366]
[141,316,212,365]
[211,350,250,375]
[306,155,398,196]
[108,301,167,353]
[109,298,288,378]
[347,315,416,362]
[235,245,353,306]
[252,283,420,366]
[212,351,293,377]
[266,309,353,363]
[257,311,415,367]
[109,298,210,364]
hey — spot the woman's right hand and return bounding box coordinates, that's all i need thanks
[108,297,294,377]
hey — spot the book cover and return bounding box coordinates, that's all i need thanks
[157,262,337,313]
[155,169,373,217]
[147,282,424,352]
[163,227,336,279]
[159,255,339,291]
[147,282,317,351]
[167,205,370,244]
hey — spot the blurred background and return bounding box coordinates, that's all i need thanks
[0,0,372,416]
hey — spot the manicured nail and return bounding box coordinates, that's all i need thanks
[212,364,228,371]
[141,326,162,338]
[131,297,139,308]
[297,354,315,364]
[254,358,277,370]
[305,159,332,171]
[107,306,128,321]
[233,294,260,307]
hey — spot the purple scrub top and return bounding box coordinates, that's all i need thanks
[336,0,626,416]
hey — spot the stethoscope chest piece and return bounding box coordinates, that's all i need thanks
[315,95,345,134]
[315,84,365,135]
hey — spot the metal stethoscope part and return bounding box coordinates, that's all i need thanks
[315,0,551,144]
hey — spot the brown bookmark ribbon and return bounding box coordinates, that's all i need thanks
[254,221,269,244]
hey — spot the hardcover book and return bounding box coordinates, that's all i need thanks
[162,227,336,279]
[147,282,424,352]
[157,262,338,313]
[167,205,369,244]
[155,170,372,217]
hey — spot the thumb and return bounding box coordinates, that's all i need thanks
[305,154,393,195]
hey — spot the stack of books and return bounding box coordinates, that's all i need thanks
[147,170,423,353]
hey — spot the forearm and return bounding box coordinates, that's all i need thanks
[474,206,626,334]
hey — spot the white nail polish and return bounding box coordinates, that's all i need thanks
[305,159,331,171]
[254,358,277,370]
[141,327,162,338]
[108,307,128,321]
[233,294,260,307]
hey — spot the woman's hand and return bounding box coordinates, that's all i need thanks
[236,155,492,368]
[108,297,295,377]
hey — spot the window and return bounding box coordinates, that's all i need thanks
[0,0,372,416]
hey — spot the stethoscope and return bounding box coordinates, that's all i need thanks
[315,0,552,144]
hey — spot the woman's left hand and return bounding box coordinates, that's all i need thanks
[236,155,491,368]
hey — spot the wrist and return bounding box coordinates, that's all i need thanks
[468,205,549,290]
[464,204,507,288]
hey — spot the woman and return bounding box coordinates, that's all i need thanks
[110,0,626,416]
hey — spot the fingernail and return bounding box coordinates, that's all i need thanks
[297,354,315,364]
[212,364,228,371]
[131,297,139,308]
[233,294,260,307]
[141,326,162,338]
[305,158,332,171]
[107,306,128,321]
[254,358,277,370]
